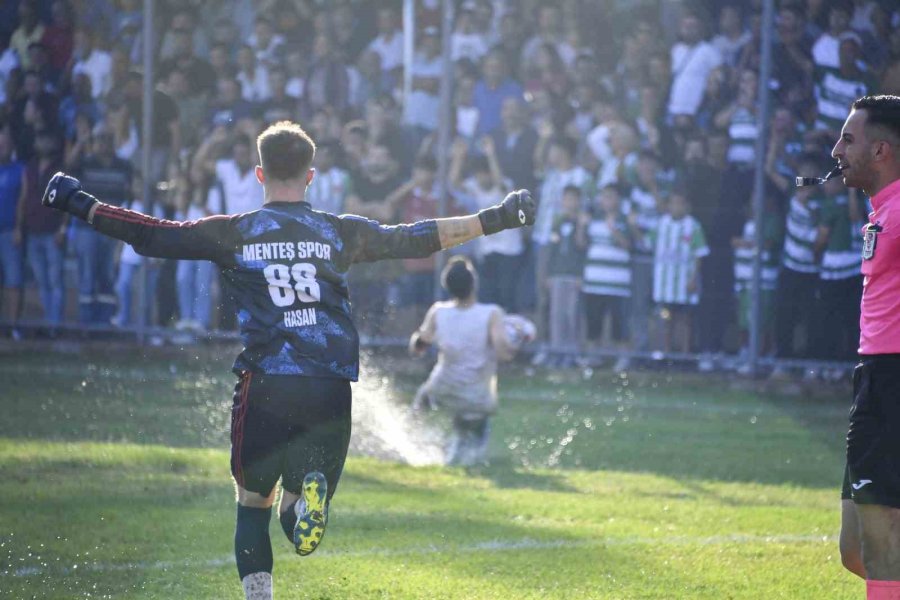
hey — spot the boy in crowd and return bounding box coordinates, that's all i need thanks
[731,192,783,374]
[652,188,709,356]
[771,155,823,379]
[580,184,632,372]
[545,184,587,367]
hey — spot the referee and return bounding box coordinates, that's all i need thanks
[831,95,900,597]
[41,121,534,600]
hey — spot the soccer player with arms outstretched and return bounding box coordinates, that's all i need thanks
[831,95,900,599]
[41,121,534,600]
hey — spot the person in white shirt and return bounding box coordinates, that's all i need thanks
[402,27,444,134]
[409,256,526,467]
[236,45,271,103]
[450,136,524,312]
[666,11,723,118]
[711,4,751,67]
[71,28,112,100]
[365,6,404,76]
[812,4,852,68]
[451,3,490,63]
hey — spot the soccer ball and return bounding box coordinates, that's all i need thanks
[503,314,536,349]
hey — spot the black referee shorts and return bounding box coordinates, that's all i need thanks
[843,355,900,508]
[231,372,352,498]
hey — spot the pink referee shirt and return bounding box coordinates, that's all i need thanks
[860,177,900,355]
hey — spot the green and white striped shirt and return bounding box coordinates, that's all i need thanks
[582,213,631,297]
[734,217,782,292]
[782,196,820,274]
[819,194,862,280]
[726,107,758,167]
[814,66,873,133]
[652,214,709,305]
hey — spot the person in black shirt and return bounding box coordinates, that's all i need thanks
[41,120,534,600]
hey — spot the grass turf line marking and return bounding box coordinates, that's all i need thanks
[5,533,838,579]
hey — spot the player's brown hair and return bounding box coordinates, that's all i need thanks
[256,121,316,182]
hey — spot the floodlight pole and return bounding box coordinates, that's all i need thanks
[137,0,155,345]
[748,0,775,376]
[433,0,454,300]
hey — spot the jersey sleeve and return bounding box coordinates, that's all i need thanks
[338,214,441,264]
[691,220,711,258]
[91,202,238,265]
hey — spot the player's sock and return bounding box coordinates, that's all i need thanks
[868,580,900,600]
[234,505,273,581]
[241,571,273,600]
[279,500,301,543]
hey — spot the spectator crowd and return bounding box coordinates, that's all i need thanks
[0,0,898,378]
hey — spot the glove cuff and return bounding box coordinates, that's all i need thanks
[478,206,506,236]
[69,190,99,222]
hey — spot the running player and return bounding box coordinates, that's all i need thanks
[409,256,533,466]
[40,121,534,600]
[830,95,900,598]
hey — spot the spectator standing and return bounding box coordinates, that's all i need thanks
[732,195,782,373]
[545,184,586,366]
[72,29,112,100]
[581,184,632,372]
[814,181,865,374]
[236,44,271,103]
[472,50,524,138]
[628,150,667,355]
[112,172,161,328]
[772,157,823,376]
[15,129,66,328]
[652,189,709,356]
[711,4,750,67]
[450,136,523,313]
[666,11,723,119]
[173,173,212,332]
[365,7,403,78]
[812,2,853,69]
[10,3,46,71]
[402,27,443,139]
[305,140,350,216]
[72,126,132,323]
[814,34,874,135]
[0,130,25,338]
[490,97,538,192]
[451,2,490,63]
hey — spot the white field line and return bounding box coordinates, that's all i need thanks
[5,533,838,579]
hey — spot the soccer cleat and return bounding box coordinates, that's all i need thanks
[293,471,328,556]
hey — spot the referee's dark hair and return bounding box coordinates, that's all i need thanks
[257,121,317,182]
[441,256,476,300]
[852,95,900,142]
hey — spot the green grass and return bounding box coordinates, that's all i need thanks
[0,346,860,599]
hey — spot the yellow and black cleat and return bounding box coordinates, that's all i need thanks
[293,471,328,556]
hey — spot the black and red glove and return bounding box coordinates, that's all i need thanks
[42,172,99,222]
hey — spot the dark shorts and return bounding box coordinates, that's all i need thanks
[582,293,629,342]
[844,355,900,508]
[231,372,352,498]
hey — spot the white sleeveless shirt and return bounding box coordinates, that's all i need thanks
[421,301,499,415]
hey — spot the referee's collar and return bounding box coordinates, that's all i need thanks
[872,178,900,212]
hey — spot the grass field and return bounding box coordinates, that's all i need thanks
[0,345,861,599]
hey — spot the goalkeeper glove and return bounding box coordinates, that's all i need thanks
[42,172,99,222]
[478,189,535,236]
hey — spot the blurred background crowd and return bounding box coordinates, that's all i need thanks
[0,0,898,376]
